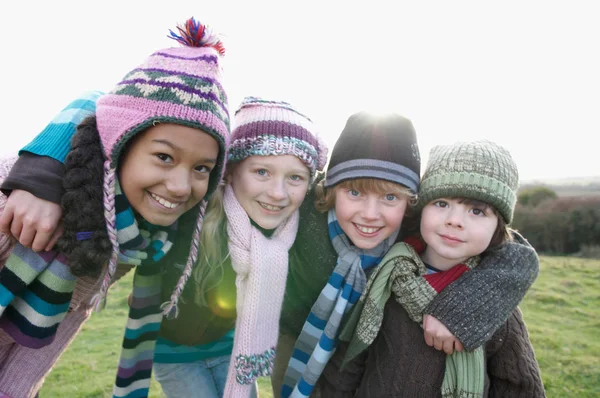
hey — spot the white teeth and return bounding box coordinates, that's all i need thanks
[260,202,284,211]
[356,224,381,234]
[151,193,180,209]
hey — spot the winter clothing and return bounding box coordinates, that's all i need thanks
[0,17,231,398]
[339,239,485,398]
[324,111,421,192]
[418,140,519,223]
[271,182,540,393]
[20,91,102,163]
[281,210,399,397]
[228,97,328,177]
[222,184,299,397]
[315,304,545,397]
[0,157,135,398]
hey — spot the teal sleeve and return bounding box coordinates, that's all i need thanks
[20,91,104,163]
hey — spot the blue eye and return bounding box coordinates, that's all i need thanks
[257,169,268,176]
[349,189,360,197]
[385,194,397,201]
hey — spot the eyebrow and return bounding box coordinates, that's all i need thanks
[152,139,217,164]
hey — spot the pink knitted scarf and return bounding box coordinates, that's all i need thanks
[222,184,299,397]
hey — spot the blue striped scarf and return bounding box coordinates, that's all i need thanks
[281,209,399,397]
[0,179,177,398]
[111,182,177,398]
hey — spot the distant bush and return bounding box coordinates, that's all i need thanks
[512,195,600,256]
[518,186,558,207]
[578,244,600,259]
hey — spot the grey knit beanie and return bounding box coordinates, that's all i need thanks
[418,140,519,223]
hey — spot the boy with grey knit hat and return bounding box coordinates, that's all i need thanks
[315,140,545,397]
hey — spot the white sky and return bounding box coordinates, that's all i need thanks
[2,0,599,182]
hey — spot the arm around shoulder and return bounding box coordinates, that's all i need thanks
[426,229,539,350]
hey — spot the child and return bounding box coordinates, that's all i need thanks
[280,111,421,397]
[274,115,540,398]
[155,97,328,398]
[0,17,230,398]
[1,95,328,398]
[316,140,545,397]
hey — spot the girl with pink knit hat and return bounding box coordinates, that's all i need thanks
[0,17,230,398]
[0,94,328,398]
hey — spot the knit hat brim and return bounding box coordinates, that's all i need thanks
[417,171,517,223]
[324,158,420,193]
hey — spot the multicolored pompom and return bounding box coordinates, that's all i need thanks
[168,17,225,56]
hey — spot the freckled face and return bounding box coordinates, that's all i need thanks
[420,198,499,270]
[119,123,219,226]
[229,155,310,229]
[334,186,408,250]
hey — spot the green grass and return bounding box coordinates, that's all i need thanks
[40,255,599,397]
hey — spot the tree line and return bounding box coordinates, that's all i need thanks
[512,186,600,258]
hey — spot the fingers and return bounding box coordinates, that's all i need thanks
[454,339,464,352]
[44,223,64,252]
[0,204,14,234]
[442,338,455,355]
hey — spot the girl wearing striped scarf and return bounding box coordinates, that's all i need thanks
[0,18,230,398]
[1,95,329,398]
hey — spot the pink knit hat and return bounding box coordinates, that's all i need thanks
[93,18,230,316]
[228,97,328,177]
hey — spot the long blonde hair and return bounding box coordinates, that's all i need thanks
[191,183,230,306]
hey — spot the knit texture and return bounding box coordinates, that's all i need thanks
[228,97,328,177]
[21,91,102,163]
[110,181,178,398]
[418,140,519,223]
[426,232,539,350]
[314,304,545,397]
[324,111,421,192]
[92,17,231,317]
[339,239,485,398]
[281,210,399,398]
[0,157,136,398]
[222,184,299,398]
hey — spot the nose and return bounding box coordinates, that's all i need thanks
[165,167,192,197]
[267,177,287,201]
[361,197,380,220]
[445,208,464,229]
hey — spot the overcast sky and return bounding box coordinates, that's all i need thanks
[2,0,599,183]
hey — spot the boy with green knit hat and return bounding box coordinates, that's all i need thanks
[315,140,545,397]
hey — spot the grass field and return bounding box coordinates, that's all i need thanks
[40,255,599,397]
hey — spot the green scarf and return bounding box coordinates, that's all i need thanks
[340,239,485,398]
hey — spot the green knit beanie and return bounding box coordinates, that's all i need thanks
[418,140,519,223]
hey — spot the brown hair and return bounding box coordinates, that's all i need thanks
[315,178,417,213]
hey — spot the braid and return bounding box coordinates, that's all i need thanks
[97,163,119,304]
[161,200,206,318]
[56,116,111,277]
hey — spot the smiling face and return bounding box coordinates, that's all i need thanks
[333,181,409,250]
[229,155,310,230]
[118,123,219,226]
[420,197,499,270]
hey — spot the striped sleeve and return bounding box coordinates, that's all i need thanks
[20,91,104,163]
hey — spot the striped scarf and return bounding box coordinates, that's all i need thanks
[339,237,485,398]
[111,182,177,398]
[281,209,398,398]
